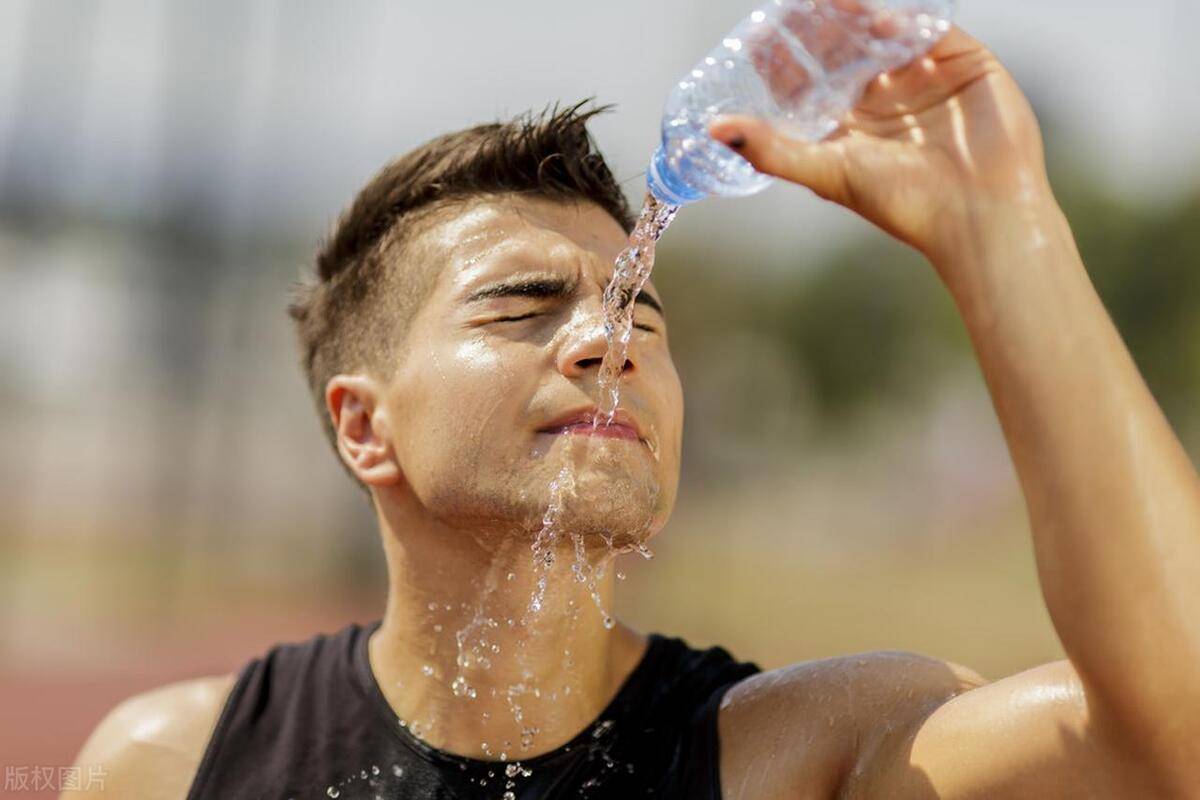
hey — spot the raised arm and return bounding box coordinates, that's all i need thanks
[711,22,1200,798]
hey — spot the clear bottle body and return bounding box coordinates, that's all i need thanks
[647,0,956,206]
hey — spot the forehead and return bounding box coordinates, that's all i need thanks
[417,195,633,292]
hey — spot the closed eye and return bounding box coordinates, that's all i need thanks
[492,312,657,333]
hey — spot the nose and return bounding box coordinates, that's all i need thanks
[556,310,635,380]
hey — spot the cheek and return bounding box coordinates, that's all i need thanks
[444,338,532,407]
[418,337,533,440]
[451,337,501,373]
[428,337,509,403]
[648,353,685,440]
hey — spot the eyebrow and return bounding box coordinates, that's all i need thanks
[463,274,665,317]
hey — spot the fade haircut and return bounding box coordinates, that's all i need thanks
[287,101,635,483]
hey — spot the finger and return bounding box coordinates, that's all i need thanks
[928,25,985,60]
[828,0,900,39]
[780,6,863,73]
[709,115,848,203]
[748,23,817,106]
[830,0,869,14]
[856,26,993,117]
[869,9,899,39]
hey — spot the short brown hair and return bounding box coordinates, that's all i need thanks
[287,101,634,483]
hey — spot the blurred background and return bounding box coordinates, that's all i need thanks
[1,0,1198,789]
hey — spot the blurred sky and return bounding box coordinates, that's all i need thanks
[0,0,1197,264]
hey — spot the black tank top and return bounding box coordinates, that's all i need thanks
[187,620,760,799]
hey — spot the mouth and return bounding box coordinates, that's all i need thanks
[537,406,644,442]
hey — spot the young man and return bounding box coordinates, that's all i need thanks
[67,25,1199,800]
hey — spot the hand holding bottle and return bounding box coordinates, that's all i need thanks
[710,25,1054,263]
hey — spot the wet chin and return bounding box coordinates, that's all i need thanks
[551,447,665,546]
[422,439,669,546]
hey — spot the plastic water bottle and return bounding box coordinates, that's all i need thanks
[646,0,956,206]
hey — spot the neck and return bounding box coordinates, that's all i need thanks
[367,491,647,762]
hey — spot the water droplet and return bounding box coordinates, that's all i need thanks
[520,727,538,749]
[616,570,626,580]
[421,664,434,677]
[392,764,403,777]
[326,788,340,798]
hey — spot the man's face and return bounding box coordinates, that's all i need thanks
[382,195,683,547]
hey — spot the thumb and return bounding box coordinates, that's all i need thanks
[709,115,849,204]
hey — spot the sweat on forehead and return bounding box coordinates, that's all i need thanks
[416,195,631,276]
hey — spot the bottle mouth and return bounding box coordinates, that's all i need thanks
[647,145,705,206]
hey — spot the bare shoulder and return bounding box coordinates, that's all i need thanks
[61,673,237,800]
[717,651,988,800]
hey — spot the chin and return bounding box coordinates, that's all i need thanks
[496,440,659,532]
[424,439,675,548]
[551,465,668,546]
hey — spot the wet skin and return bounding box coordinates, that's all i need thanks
[65,16,1200,800]
[339,195,685,759]
[708,21,1200,800]
[372,195,682,548]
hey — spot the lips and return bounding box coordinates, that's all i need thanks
[537,406,644,442]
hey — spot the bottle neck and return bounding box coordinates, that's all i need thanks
[647,145,705,206]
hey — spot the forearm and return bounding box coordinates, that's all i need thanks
[933,195,1200,763]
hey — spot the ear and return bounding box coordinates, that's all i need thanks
[325,374,402,488]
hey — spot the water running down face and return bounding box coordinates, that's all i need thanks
[379,194,684,550]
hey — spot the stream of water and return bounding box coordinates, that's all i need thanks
[595,194,680,421]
